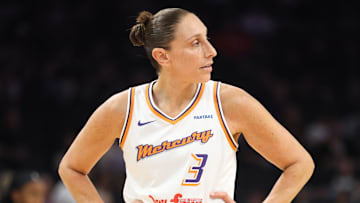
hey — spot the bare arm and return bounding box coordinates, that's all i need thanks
[220,83,314,203]
[58,91,128,203]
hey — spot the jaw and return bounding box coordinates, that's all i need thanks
[159,62,212,84]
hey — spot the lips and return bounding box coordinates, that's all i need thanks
[200,65,213,72]
[200,63,213,69]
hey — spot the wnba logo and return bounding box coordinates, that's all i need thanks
[148,193,203,203]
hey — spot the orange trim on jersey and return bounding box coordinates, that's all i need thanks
[213,82,237,151]
[181,179,200,186]
[120,87,135,149]
[192,153,202,165]
[145,83,205,125]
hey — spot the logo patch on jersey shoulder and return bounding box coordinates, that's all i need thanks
[136,130,213,161]
[193,114,213,119]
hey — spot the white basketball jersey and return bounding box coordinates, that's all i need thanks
[119,80,238,203]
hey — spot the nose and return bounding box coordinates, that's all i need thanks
[204,40,217,58]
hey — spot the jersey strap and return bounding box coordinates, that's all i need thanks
[213,82,238,151]
[120,87,136,149]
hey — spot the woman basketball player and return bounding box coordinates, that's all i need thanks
[58,8,314,203]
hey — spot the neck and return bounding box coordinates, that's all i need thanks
[152,75,199,117]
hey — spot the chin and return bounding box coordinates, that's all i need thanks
[197,74,211,83]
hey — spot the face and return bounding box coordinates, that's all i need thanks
[12,181,47,203]
[164,13,217,83]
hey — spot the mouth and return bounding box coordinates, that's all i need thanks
[200,63,213,71]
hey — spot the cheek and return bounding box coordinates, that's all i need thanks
[174,49,201,68]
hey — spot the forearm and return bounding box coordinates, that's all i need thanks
[263,158,314,203]
[58,164,103,203]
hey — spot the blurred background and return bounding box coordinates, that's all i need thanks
[1,0,359,202]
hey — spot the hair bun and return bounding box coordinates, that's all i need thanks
[129,11,153,47]
[136,11,153,26]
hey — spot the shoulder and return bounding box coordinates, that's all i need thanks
[218,82,264,135]
[102,89,129,117]
[105,81,149,115]
[219,82,255,109]
[90,89,130,131]
[84,89,131,140]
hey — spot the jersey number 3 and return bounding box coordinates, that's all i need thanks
[182,153,208,186]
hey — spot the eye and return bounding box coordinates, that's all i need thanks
[192,40,200,46]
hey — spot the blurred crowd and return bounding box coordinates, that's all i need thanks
[1,0,359,202]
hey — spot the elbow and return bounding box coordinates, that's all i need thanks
[58,157,88,181]
[58,158,67,180]
[58,157,74,180]
[303,153,315,179]
[285,153,315,180]
[309,156,315,172]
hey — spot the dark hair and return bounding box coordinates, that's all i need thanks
[129,8,191,72]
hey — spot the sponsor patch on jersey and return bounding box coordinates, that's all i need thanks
[136,130,213,161]
[149,193,202,203]
[193,114,213,119]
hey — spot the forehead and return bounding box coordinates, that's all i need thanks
[173,13,207,41]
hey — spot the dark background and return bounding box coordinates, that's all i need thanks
[1,0,360,202]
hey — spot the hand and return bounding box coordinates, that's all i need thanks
[210,192,236,203]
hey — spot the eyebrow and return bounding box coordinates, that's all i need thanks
[185,28,208,42]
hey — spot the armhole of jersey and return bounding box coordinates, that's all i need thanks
[119,87,135,149]
[213,82,238,151]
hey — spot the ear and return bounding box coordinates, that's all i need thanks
[152,48,170,66]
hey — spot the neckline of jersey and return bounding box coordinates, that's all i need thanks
[145,80,205,124]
